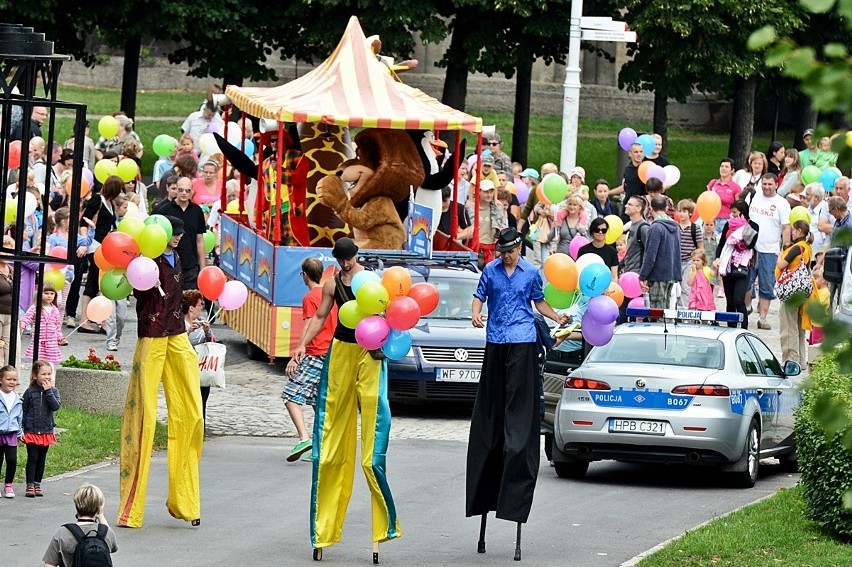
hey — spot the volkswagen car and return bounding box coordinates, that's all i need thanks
[550,309,802,487]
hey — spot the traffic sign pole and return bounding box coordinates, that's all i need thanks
[559,0,584,173]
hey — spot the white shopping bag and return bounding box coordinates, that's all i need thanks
[195,342,226,388]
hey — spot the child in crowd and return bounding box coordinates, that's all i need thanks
[41,483,118,567]
[615,234,627,265]
[105,194,130,351]
[592,179,613,217]
[20,281,64,368]
[176,132,199,162]
[46,206,86,313]
[22,360,60,497]
[814,136,838,170]
[676,199,703,308]
[809,268,831,345]
[702,221,720,293]
[687,249,716,311]
[0,365,22,498]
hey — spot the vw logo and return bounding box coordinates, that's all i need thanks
[454,348,469,362]
[636,379,646,388]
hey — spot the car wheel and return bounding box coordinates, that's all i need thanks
[778,451,799,472]
[246,340,267,361]
[554,460,589,479]
[731,419,760,488]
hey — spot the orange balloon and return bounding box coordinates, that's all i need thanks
[696,191,722,224]
[543,253,578,291]
[603,282,625,306]
[536,183,551,206]
[66,177,91,198]
[93,246,114,272]
[638,161,653,184]
[381,266,412,298]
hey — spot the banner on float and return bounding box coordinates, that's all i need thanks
[237,225,257,289]
[254,236,275,303]
[272,246,338,306]
[407,201,433,259]
[219,215,239,276]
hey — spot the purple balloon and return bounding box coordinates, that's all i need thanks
[618,127,638,152]
[587,295,619,325]
[569,234,590,260]
[647,164,666,184]
[125,256,160,290]
[82,167,94,188]
[514,181,530,204]
[355,316,390,350]
[582,312,615,346]
[218,280,248,310]
[619,272,642,299]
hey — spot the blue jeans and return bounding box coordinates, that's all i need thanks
[751,252,778,300]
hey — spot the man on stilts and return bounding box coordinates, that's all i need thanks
[467,227,567,561]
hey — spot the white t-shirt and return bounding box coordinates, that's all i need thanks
[749,192,791,253]
[810,200,831,252]
[0,389,17,412]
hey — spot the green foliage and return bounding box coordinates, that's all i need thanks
[795,351,852,540]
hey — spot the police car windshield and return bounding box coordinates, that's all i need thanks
[412,274,485,320]
[587,334,723,369]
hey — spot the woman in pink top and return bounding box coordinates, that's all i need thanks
[707,158,742,235]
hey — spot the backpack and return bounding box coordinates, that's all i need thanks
[63,523,112,567]
[690,223,698,248]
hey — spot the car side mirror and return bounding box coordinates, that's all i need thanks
[783,360,802,377]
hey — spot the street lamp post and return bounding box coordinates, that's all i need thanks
[559,0,584,174]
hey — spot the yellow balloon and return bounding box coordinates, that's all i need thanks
[94,160,117,183]
[44,269,66,291]
[789,206,811,225]
[116,158,138,182]
[603,214,624,245]
[225,200,241,214]
[98,115,119,139]
[5,199,16,223]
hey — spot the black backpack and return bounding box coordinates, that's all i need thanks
[63,523,112,567]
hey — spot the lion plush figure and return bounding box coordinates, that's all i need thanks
[317,129,425,250]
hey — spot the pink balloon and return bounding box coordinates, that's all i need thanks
[48,247,68,269]
[627,296,645,309]
[82,167,94,188]
[385,296,422,331]
[569,234,590,260]
[514,181,530,204]
[86,296,114,323]
[218,280,248,310]
[355,316,390,350]
[647,164,666,184]
[125,256,160,290]
[619,272,643,299]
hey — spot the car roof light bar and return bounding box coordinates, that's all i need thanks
[626,308,743,324]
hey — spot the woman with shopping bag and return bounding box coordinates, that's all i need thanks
[182,290,225,424]
[775,220,815,365]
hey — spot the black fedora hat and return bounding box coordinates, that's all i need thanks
[495,227,522,252]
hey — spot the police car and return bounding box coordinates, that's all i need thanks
[551,308,802,487]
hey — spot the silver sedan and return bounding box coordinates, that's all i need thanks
[551,322,802,487]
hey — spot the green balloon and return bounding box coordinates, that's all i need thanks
[339,300,368,329]
[139,224,168,258]
[543,174,569,204]
[144,214,173,241]
[801,165,821,185]
[355,281,390,315]
[789,205,811,225]
[117,216,145,241]
[100,268,133,300]
[152,134,177,158]
[544,283,577,309]
[203,230,216,254]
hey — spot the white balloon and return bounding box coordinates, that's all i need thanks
[574,253,606,279]
[199,133,218,156]
[225,127,242,147]
[662,165,681,189]
[24,192,37,217]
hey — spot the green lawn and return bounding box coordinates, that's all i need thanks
[637,485,852,567]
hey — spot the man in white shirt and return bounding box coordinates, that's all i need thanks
[807,184,832,252]
[748,173,791,330]
[181,101,224,153]
[833,176,851,209]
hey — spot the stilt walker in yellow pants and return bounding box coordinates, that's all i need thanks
[292,238,400,561]
[118,217,204,528]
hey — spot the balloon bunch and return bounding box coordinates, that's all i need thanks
[543,253,647,347]
[95,158,138,185]
[198,266,249,317]
[617,127,681,189]
[339,267,439,359]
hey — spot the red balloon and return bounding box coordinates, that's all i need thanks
[407,282,439,316]
[100,232,141,269]
[7,140,21,169]
[198,266,226,300]
[385,296,422,331]
[47,247,68,270]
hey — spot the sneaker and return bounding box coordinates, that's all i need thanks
[65,316,76,328]
[757,319,771,330]
[25,484,35,498]
[3,483,14,498]
[287,439,312,462]
[106,340,118,351]
[34,484,43,497]
[301,452,313,462]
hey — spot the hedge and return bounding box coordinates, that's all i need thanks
[795,350,852,540]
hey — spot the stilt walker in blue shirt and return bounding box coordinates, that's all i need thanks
[467,227,568,561]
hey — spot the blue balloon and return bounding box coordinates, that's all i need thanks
[382,329,412,360]
[636,133,655,157]
[243,138,255,157]
[578,263,612,298]
[820,168,840,190]
[351,270,381,295]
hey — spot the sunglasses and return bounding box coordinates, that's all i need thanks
[592,227,609,234]
[488,141,500,146]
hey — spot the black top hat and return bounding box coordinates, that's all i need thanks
[495,227,522,252]
[332,237,359,259]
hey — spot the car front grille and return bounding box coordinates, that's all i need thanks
[420,346,484,364]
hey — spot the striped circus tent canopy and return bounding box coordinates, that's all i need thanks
[225,16,482,133]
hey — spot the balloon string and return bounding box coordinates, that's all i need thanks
[207,307,223,323]
[64,320,102,340]
[156,284,165,297]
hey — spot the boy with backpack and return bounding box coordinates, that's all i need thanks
[42,483,118,567]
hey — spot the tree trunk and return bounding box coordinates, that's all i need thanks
[511,57,533,167]
[727,76,757,170]
[119,35,142,119]
[794,95,818,150]
[441,24,471,111]
[653,91,668,157]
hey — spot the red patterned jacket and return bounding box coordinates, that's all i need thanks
[134,252,186,338]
